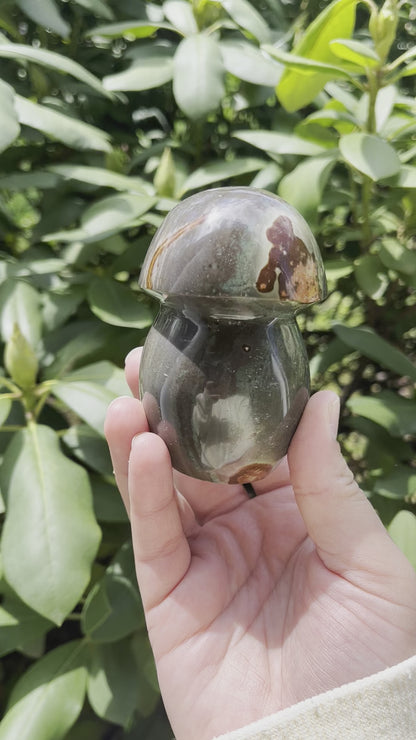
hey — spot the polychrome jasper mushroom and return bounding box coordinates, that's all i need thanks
[138,187,327,485]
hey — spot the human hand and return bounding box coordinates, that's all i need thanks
[105,347,416,740]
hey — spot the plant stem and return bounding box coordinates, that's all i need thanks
[360,69,380,251]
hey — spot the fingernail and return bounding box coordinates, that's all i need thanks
[328,394,340,439]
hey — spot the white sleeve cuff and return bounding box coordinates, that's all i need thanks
[213,655,416,740]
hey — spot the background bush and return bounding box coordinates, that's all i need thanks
[0,0,415,737]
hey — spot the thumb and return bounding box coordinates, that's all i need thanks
[287,391,400,583]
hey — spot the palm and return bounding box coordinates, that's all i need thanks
[147,477,407,740]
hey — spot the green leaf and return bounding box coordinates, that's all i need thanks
[0,44,112,99]
[0,80,20,154]
[378,238,416,275]
[347,391,416,436]
[0,641,87,740]
[88,278,153,328]
[266,46,354,76]
[234,129,327,156]
[62,425,113,476]
[81,543,144,642]
[339,133,401,181]
[374,466,416,501]
[222,0,271,43]
[48,164,151,193]
[0,596,53,658]
[0,171,59,191]
[87,20,174,39]
[43,193,156,244]
[87,640,140,727]
[180,156,265,194]
[0,396,12,426]
[390,166,416,189]
[42,321,117,379]
[332,323,416,381]
[278,151,337,223]
[401,61,416,77]
[4,323,39,389]
[330,38,380,68]
[324,258,354,280]
[0,425,101,624]
[388,511,416,570]
[52,361,130,435]
[72,0,114,19]
[275,0,358,111]
[16,0,70,38]
[14,96,111,152]
[220,40,282,86]
[103,43,174,91]
[173,34,225,119]
[163,0,198,35]
[91,477,128,523]
[354,254,388,299]
[0,279,42,346]
[41,288,86,332]
[309,337,351,380]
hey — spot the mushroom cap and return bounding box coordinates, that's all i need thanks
[139,187,327,308]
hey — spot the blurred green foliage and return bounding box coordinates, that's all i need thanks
[0,0,415,737]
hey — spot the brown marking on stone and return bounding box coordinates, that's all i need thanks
[256,215,320,302]
[229,462,272,484]
[145,215,206,290]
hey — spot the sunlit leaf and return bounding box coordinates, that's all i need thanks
[104,44,174,91]
[324,259,354,280]
[233,129,327,156]
[339,133,401,180]
[15,97,111,152]
[221,0,271,43]
[48,164,151,193]
[347,391,416,436]
[180,157,265,194]
[163,0,198,35]
[0,397,12,426]
[0,279,42,346]
[16,0,70,38]
[354,255,388,299]
[0,80,20,154]
[275,0,358,111]
[88,277,153,328]
[173,34,225,119]
[87,20,174,39]
[390,166,416,188]
[0,44,112,98]
[279,151,337,223]
[43,193,156,243]
[52,361,129,435]
[220,40,282,86]
[378,238,416,275]
[330,38,380,68]
[1,425,101,624]
[0,641,87,740]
